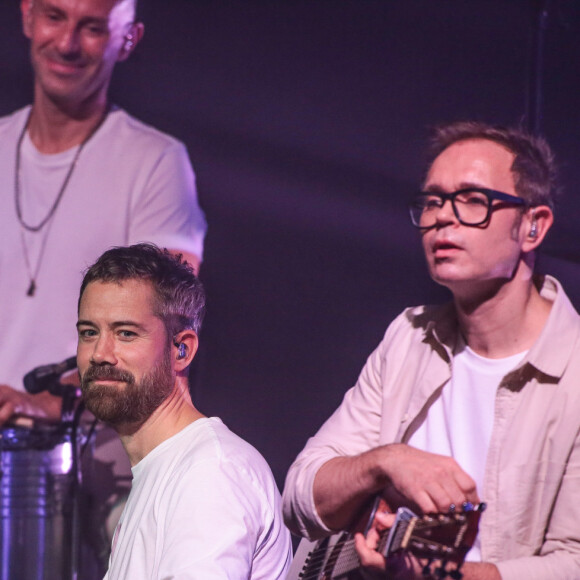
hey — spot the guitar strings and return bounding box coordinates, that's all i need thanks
[297,508,480,579]
[298,536,357,579]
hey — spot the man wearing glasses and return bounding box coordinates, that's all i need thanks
[283,122,580,579]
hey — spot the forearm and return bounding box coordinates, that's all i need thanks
[313,441,479,532]
[458,562,501,580]
[313,447,390,531]
[0,385,62,425]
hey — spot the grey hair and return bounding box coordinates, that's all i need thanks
[79,243,205,337]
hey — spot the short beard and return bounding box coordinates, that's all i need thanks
[80,350,173,429]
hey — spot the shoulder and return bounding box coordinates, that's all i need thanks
[365,302,457,369]
[161,418,275,486]
[540,275,580,318]
[84,107,193,179]
[99,107,187,156]
[0,106,30,139]
[191,418,273,476]
[150,419,281,518]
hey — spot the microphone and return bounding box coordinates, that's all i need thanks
[23,356,78,395]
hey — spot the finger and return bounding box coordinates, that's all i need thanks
[0,401,15,425]
[374,510,396,530]
[453,470,480,504]
[413,488,440,514]
[364,527,381,550]
[421,468,477,513]
[429,479,466,512]
[354,533,387,571]
[435,473,479,511]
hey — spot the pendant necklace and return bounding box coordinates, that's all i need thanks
[14,107,109,297]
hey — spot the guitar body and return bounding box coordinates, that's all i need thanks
[287,499,485,580]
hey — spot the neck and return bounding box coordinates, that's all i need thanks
[117,378,206,467]
[452,261,551,358]
[28,89,110,154]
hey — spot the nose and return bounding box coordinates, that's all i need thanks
[434,197,458,227]
[90,334,117,366]
[56,24,81,57]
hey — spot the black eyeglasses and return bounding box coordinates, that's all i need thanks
[409,188,528,229]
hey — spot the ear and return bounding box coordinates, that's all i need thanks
[21,0,33,39]
[117,21,144,62]
[172,329,198,372]
[521,205,553,253]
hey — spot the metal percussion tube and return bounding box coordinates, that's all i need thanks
[0,425,74,580]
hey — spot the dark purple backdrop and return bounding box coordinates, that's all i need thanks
[2,0,580,488]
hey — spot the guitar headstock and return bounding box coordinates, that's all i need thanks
[287,501,485,580]
[381,502,486,566]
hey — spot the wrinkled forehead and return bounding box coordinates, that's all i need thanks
[30,0,136,22]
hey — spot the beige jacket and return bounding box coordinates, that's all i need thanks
[283,275,580,579]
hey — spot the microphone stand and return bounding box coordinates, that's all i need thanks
[22,358,91,580]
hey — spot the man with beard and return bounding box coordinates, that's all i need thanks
[76,244,292,579]
[1,1,206,573]
[0,0,206,426]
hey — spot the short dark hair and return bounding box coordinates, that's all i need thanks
[426,121,557,211]
[79,244,205,337]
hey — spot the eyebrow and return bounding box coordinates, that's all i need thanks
[76,320,148,332]
[422,181,488,193]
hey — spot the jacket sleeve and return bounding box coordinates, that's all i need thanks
[281,322,396,540]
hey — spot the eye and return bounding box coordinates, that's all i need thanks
[456,192,488,207]
[418,196,442,211]
[82,19,109,37]
[118,330,137,340]
[45,11,63,22]
[78,328,97,339]
[86,24,107,36]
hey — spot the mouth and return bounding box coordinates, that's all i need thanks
[44,55,86,76]
[432,240,462,257]
[89,378,125,384]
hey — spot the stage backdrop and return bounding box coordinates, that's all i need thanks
[1,0,580,489]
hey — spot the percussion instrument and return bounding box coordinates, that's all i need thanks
[0,423,78,580]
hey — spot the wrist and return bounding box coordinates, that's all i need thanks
[359,444,396,493]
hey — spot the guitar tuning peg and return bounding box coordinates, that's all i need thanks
[448,503,456,513]
[477,502,487,512]
[462,502,474,512]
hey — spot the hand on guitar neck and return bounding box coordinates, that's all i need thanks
[356,508,500,580]
[288,498,487,580]
[355,509,419,579]
[354,506,480,580]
